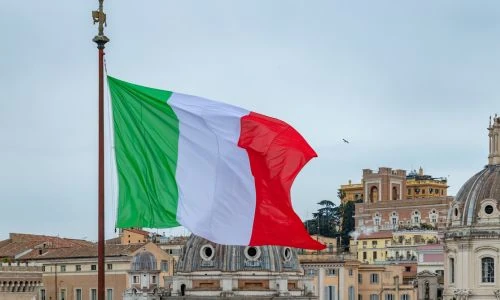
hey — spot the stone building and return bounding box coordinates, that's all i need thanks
[351,167,452,231]
[298,253,359,300]
[165,234,317,299]
[340,167,449,204]
[0,263,43,300]
[443,116,500,299]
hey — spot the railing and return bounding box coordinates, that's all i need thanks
[0,266,43,272]
[298,253,357,262]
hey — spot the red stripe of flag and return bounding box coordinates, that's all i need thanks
[238,112,325,250]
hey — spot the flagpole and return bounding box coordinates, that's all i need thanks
[92,1,109,299]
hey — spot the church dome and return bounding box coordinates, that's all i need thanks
[446,116,500,231]
[175,234,302,273]
[448,164,500,227]
[131,250,157,271]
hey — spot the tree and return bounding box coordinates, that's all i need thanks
[305,200,341,238]
[339,200,355,252]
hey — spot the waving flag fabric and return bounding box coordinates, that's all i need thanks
[108,76,324,250]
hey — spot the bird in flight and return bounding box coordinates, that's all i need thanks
[342,138,349,144]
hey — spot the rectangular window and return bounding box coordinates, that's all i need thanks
[358,274,362,283]
[363,241,367,248]
[370,295,379,300]
[60,265,66,272]
[370,273,379,284]
[75,289,82,300]
[76,264,81,272]
[60,289,66,300]
[91,289,97,300]
[161,261,169,272]
[133,276,139,284]
[42,266,45,272]
[450,258,455,283]
[325,286,336,300]
[400,295,410,300]
[482,257,495,283]
[327,268,336,276]
[107,289,113,300]
[373,251,378,260]
[40,289,46,300]
[107,263,113,270]
[359,296,363,300]
[385,294,394,300]
[363,252,367,260]
[91,264,97,271]
[348,286,355,300]
[349,268,353,276]
[372,241,378,248]
[152,275,156,284]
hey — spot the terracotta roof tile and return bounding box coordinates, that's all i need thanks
[357,231,393,240]
[0,233,94,259]
[21,244,146,260]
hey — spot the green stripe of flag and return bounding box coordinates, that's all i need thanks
[108,76,181,228]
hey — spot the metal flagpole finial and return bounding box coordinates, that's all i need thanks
[92,0,109,49]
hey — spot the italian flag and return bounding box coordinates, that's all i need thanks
[108,76,324,250]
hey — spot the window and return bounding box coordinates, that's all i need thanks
[359,296,363,300]
[385,294,394,300]
[60,289,66,300]
[449,258,455,283]
[373,251,378,260]
[370,295,379,300]
[60,265,66,272]
[375,218,380,226]
[401,295,410,300]
[161,260,169,272]
[325,286,336,300]
[363,252,367,260]
[40,289,46,300]
[372,241,378,248]
[42,266,45,272]
[482,257,495,283]
[75,289,82,300]
[370,273,379,284]
[76,265,81,272]
[91,264,97,271]
[358,274,363,283]
[405,266,411,272]
[133,276,139,284]
[349,268,353,276]
[363,241,367,248]
[349,286,355,300]
[392,217,397,225]
[152,275,156,284]
[107,289,113,300]
[107,263,113,270]
[327,268,336,276]
[91,289,97,300]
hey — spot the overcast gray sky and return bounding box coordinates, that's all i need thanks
[1,1,499,241]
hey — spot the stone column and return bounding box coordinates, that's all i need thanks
[318,267,325,300]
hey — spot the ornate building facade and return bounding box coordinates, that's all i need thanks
[443,116,500,299]
[349,167,452,231]
[165,235,317,299]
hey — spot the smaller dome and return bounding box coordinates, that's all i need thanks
[131,251,157,271]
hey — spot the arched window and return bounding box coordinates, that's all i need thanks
[392,186,398,200]
[370,186,378,203]
[482,257,495,283]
